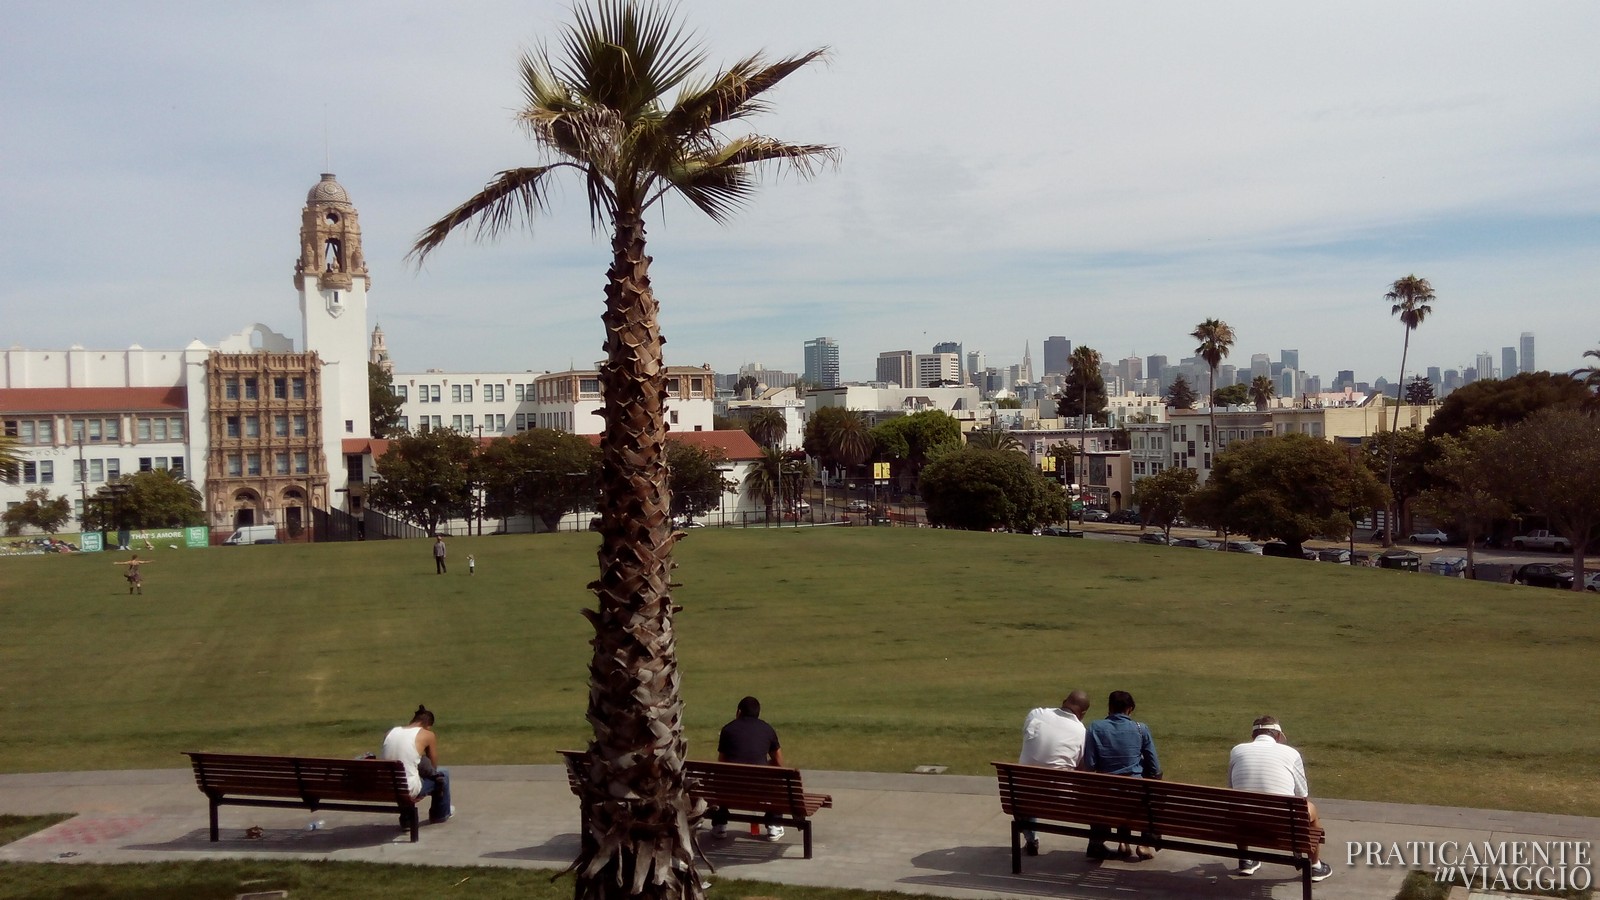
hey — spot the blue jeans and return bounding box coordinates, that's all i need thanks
[421,768,451,821]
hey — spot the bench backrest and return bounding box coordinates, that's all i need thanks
[994,762,1318,856]
[186,751,413,806]
[560,751,829,816]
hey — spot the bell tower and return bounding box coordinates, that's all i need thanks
[295,173,371,440]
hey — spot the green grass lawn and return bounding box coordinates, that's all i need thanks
[1,529,1596,816]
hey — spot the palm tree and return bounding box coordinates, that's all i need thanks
[406,5,834,896]
[745,408,786,449]
[1249,375,1276,411]
[1575,343,1600,407]
[824,410,874,473]
[966,428,1022,453]
[1190,318,1236,471]
[1384,275,1435,545]
[743,447,787,525]
[1067,345,1102,524]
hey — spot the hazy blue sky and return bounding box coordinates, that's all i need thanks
[3,1,1596,385]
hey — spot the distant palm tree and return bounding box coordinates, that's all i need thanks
[405,3,834,895]
[1384,275,1435,545]
[1068,345,1103,523]
[1575,343,1600,393]
[1191,318,1236,466]
[825,411,875,475]
[966,428,1023,453]
[745,408,786,449]
[1249,375,1276,411]
[743,448,786,525]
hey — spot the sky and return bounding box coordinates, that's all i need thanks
[3,1,1597,386]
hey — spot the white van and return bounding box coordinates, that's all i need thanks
[223,525,279,545]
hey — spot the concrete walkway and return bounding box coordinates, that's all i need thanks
[2,766,1595,899]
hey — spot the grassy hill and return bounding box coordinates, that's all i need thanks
[1,528,1594,815]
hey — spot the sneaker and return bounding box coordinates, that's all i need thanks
[710,824,727,838]
[1237,859,1261,876]
[1309,861,1332,882]
[761,825,785,842]
[1023,839,1039,857]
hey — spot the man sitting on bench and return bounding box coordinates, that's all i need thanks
[381,704,454,824]
[1228,715,1331,883]
[710,695,784,841]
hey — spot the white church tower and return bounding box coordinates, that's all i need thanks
[295,173,372,441]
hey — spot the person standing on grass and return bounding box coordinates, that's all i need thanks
[1228,715,1332,883]
[433,535,447,574]
[380,704,453,824]
[1016,689,1090,856]
[709,696,784,841]
[114,555,148,595]
[1083,690,1162,860]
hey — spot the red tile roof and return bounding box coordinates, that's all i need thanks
[582,429,763,461]
[0,386,187,414]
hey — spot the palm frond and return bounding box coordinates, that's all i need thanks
[408,165,574,265]
[665,49,829,136]
[657,137,837,220]
[558,0,705,119]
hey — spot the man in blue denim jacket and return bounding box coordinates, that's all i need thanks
[1082,690,1162,859]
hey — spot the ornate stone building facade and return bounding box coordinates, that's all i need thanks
[202,352,329,533]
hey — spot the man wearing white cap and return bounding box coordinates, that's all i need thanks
[1228,715,1331,883]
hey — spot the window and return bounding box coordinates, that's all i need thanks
[17,421,34,444]
[418,386,430,404]
[345,419,353,434]
[90,459,104,482]
[38,420,53,444]
[274,415,288,437]
[1,420,14,438]
[107,459,120,480]
[293,452,309,474]
[244,377,258,400]
[452,385,462,403]
[1187,441,1196,457]
[489,384,502,402]
[515,413,526,431]
[430,385,441,402]
[1204,453,1212,469]
[169,458,183,476]
[515,384,525,401]
[494,414,505,431]
[152,417,167,441]
[244,416,259,438]
[139,457,154,472]
[74,460,85,482]
[226,416,241,438]
[225,378,239,400]
[292,415,307,437]
[691,377,704,394]
[451,415,463,431]
[137,418,152,441]
[394,384,407,401]
[291,377,306,400]
[247,453,261,476]
[430,416,442,430]
[273,377,288,399]
[275,452,289,475]
[463,415,474,430]
[667,377,681,394]
[227,454,242,476]
[38,461,52,483]
[87,419,102,442]
[463,385,474,402]
[396,416,408,431]
[105,418,119,440]
[579,378,599,395]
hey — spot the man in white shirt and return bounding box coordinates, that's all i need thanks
[1228,715,1330,882]
[1016,689,1090,856]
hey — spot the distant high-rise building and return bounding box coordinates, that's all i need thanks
[1335,369,1355,391]
[1250,353,1272,381]
[737,363,798,390]
[1501,347,1518,381]
[1520,332,1535,373]
[876,350,914,388]
[1019,342,1034,384]
[966,351,985,383]
[1442,369,1461,393]
[1118,356,1143,392]
[1277,368,1298,400]
[932,341,964,383]
[915,352,960,388]
[1426,366,1442,391]
[1146,355,1168,386]
[1302,374,1322,396]
[1218,364,1238,388]
[1280,349,1299,373]
[803,337,840,388]
[1463,366,1479,385]
[1475,352,1496,381]
[1043,336,1072,376]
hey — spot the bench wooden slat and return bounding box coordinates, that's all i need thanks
[186,751,420,842]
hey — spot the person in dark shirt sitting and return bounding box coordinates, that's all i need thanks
[710,696,785,841]
[1083,690,1162,860]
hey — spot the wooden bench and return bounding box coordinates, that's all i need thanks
[185,751,420,842]
[994,761,1326,899]
[560,750,833,858]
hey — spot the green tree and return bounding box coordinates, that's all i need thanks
[665,442,733,522]
[2,488,72,536]
[1210,382,1249,407]
[1131,467,1197,542]
[742,448,809,525]
[1490,408,1600,588]
[1191,317,1236,461]
[1165,374,1197,410]
[369,363,405,439]
[1185,433,1386,558]
[83,469,205,532]
[965,427,1022,452]
[1359,428,1431,536]
[480,429,601,531]
[802,406,871,477]
[1404,375,1436,406]
[1577,343,1600,411]
[367,429,478,534]
[994,397,1022,409]
[406,4,832,891]
[732,374,760,399]
[1056,345,1106,523]
[921,447,1067,531]
[1416,427,1512,572]
[869,409,961,491]
[1383,274,1435,544]
[1424,372,1590,439]
[743,408,787,450]
[1249,375,1276,411]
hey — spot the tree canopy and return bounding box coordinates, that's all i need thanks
[1165,375,1197,410]
[1415,427,1512,571]
[1211,383,1249,407]
[743,408,787,450]
[1056,346,1108,424]
[665,442,733,521]
[921,447,1067,532]
[1424,372,1590,439]
[479,429,601,531]
[82,469,205,533]
[367,429,478,534]
[870,409,961,487]
[1491,408,1600,585]
[1186,433,1385,557]
[2,488,72,536]
[1131,467,1197,540]
[369,363,405,439]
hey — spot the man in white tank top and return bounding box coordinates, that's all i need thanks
[381,705,453,823]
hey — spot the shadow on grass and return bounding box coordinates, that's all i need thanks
[902,844,1285,899]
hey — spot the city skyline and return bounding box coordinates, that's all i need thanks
[3,3,1597,385]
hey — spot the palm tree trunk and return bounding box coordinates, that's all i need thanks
[574,209,700,900]
[1209,365,1222,540]
[1384,332,1411,548]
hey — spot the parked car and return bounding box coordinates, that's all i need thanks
[1082,508,1110,522]
[1586,572,1600,592]
[1224,540,1264,555]
[1139,532,1170,546]
[1040,525,1081,537]
[1262,541,1317,560]
[1172,538,1217,550]
[1107,509,1141,525]
[1515,563,1575,589]
[846,500,870,512]
[1317,548,1352,564]
[1409,528,1449,545]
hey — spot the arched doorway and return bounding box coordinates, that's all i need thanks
[281,488,306,537]
[1111,490,1124,512]
[232,489,264,528]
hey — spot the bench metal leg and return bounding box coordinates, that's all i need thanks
[406,807,419,842]
[1011,820,1023,874]
[801,822,813,859]
[209,799,220,842]
[1301,861,1313,899]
